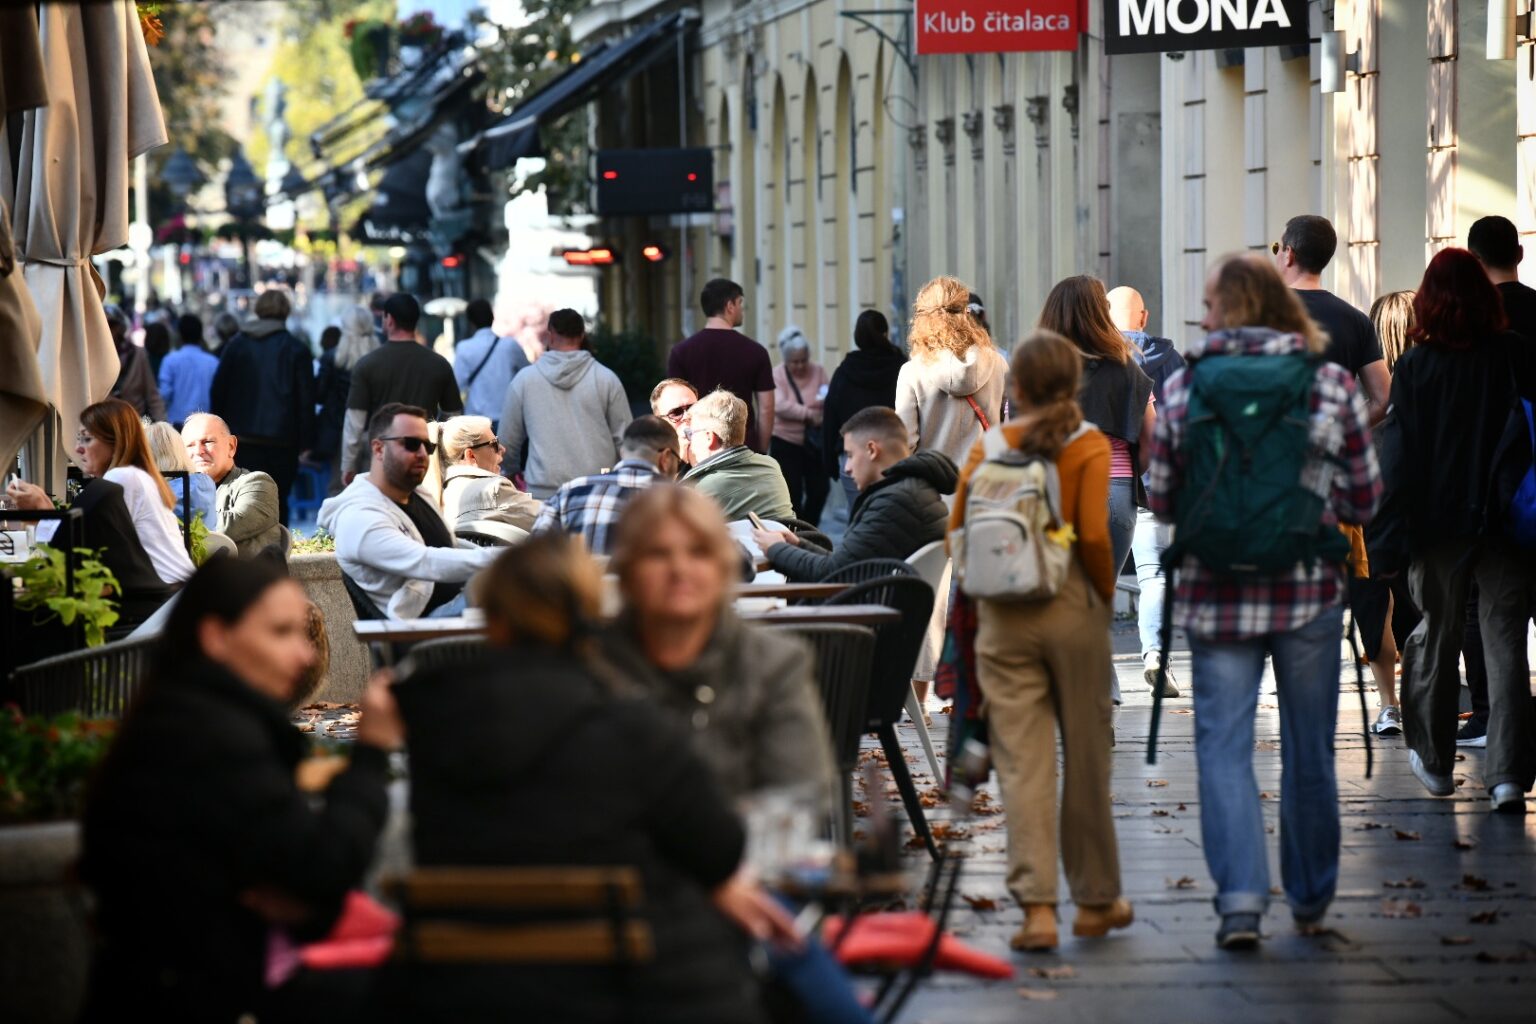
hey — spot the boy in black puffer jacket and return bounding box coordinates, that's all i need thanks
[753,406,956,581]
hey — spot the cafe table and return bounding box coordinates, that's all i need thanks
[353,603,898,666]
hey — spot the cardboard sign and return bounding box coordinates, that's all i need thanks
[1103,0,1308,55]
[915,0,1080,55]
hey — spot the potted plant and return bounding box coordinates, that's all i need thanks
[7,544,121,648]
[0,708,116,1023]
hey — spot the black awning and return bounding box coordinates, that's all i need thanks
[462,11,693,172]
[351,147,433,244]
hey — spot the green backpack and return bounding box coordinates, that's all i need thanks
[1147,352,1366,771]
[1168,352,1347,576]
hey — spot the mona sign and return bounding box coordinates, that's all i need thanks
[1102,0,1308,54]
[915,0,1079,54]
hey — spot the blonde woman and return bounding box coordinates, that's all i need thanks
[145,419,217,529]
[431,415,540,542]
[1354,290,1420,738]
[896,276,1009,469]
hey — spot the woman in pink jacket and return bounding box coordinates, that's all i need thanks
[771,326,831,525]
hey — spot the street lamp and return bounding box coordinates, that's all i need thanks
[224,147,263,287]
[162,147,205,205]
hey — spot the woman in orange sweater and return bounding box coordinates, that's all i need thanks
[949,329,1132,953]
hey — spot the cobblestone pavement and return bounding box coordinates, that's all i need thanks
[883,622,1536,1024]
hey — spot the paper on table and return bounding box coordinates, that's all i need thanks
[35,520,59,543]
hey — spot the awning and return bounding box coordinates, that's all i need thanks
[461,11,694,172]
[350,148,433,245]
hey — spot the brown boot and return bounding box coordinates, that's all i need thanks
[1010,904,1059,952]
[1073,898,1135,938]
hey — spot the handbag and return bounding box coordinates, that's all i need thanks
[785,371,822,451]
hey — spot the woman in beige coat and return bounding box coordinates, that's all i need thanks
[895,277,1009,470]
[430,416,541,543]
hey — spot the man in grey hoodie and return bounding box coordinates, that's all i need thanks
[498,309,633,499]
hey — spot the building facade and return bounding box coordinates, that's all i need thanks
[573,0,1533,359]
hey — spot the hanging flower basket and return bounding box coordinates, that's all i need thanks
[398,11,443,48]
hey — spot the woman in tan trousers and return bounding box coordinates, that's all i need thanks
[949,329,1134,953]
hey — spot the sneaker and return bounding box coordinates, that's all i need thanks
[1216,913,1261,950]
[1143,652,1181,698]
[1371,705,1402,736]
[1490,783,1527,814]
[1408,749,1455,797]
[1455,717,1488,748]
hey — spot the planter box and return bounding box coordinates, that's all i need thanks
[289,552,369,704]
[0,821,87,1024]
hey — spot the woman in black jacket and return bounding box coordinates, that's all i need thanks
[388,533,789,1023]
[821,310,907,508]
[79,557,400,1022]
[1376,247,1536,814]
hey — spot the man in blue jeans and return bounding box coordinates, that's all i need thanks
[1145,255,1381,950]
[1109,286,1187,698]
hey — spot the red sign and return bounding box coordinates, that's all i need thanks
[915,0,1080,54]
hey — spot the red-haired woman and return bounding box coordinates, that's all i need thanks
[1376,247,1536,814]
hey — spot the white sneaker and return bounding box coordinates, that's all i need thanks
[1408,750,1454,797]
[1144,652,1181,698]
[1490,783,1527,814]
[1371,705,1402,736]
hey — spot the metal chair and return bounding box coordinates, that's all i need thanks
[903,540,950,781]
[780,515,834,551]
[768,623,876,847]
[828,575,938,858]
[817,558,918,586]
[404,636,490,675]
[9,633,158,717]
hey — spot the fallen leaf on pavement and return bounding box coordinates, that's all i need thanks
[962,895,999,912]
[1394,830,1421,841]
[1383,878,1426,889]
[1356,821,1390,831]
[1169,708,1193,716]
[1151,809,1170,817]
[1147,779,1168,788]
[1017,987,1060,1002]
[1440,935,1474,946]
[1176,802,1188,811]
[1381,899,1423,919]
[1167,876,1198,890]
[1028,965,1076,980]
[1453,837,1477,850]
[1259,791,1272,800]
[1470,910,1500,925]
[1456,874,1491,892]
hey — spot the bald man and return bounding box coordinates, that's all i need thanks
[182,413,284,557]
[1107,286,1187,698]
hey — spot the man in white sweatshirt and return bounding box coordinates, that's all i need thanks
[498,309,632,499]
[317,403,496,619]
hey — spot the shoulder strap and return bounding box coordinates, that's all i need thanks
[785,369,805,406]
[965,394,990,430]
[464,336,501,389]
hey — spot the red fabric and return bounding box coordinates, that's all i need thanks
[266,891,400,987]
[822,911,1014,980]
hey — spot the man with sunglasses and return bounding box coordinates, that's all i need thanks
[649,377,699,464]
[319,403,497,619]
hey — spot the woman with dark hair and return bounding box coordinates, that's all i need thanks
[78,557,399,1021]
[1038,277,1155,611]
[1376,247,1536,815]
[388,532,786,1022]
[821,309,907,508]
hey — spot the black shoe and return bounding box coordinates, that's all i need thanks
[1216,913,1261,950]
[1456,717,1488,748]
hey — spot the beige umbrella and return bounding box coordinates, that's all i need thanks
[0,197,47,469]
[0,1,167,486]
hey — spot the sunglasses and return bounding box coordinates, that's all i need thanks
[661,402,694,422]
[468,438,503,452]
[379,436,437,455]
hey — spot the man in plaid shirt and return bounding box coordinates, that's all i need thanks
[1144,255,1381,952]
[533,416,682,556]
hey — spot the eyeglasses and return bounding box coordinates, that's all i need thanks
[75,432,97,447]
[379,436,437,455]
[1270,241,1283,256]
[660,402,694,422]
[468,438,503,452]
